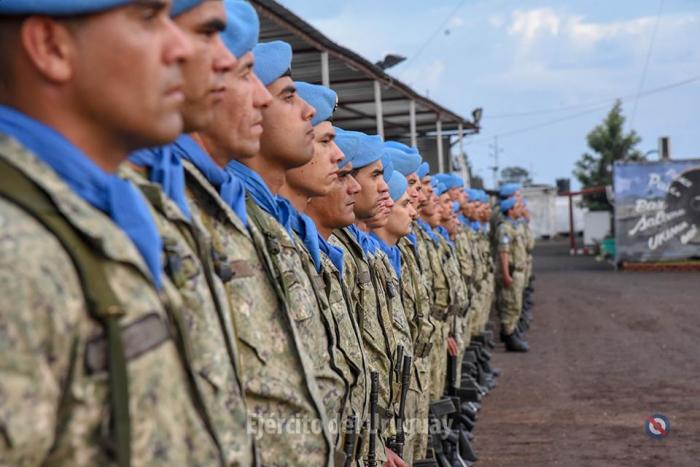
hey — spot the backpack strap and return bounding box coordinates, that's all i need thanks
[0,159,131,467]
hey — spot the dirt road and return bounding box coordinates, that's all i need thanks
[474,240,700,467]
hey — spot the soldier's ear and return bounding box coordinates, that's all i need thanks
[20,17,76,83]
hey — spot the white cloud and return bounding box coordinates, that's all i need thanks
[401,59,446,93]
[506,8,698,49]
[448,16,465,29]
[508,8,561,41]
[489,15,505,28]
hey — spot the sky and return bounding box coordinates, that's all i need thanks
[277,0,700,189]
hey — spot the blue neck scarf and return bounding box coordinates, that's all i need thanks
[416,219,439,245]
[405,231,417,247]
[288,204,321,272]
[319,235,344,278]
[227,160,291,234]
[348,224,377,256]
[0,105,162,288]
[173,135,248,227]
[370,233,402,280]
[458,214,469,226]
[128,144,192,220]
[470,220,481,231]
[436,225,455,248]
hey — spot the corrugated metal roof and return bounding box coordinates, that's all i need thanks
[251,0,479,141]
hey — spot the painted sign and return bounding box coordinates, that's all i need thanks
[614,159,700,262]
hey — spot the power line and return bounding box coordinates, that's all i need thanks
[397,0,468,77]
[630,0,666,128]
[466,73,700,145]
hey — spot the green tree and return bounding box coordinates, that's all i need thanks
[501,166,532,186]
[573,100,645,210]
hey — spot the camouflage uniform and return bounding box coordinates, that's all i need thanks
[414,224,450,400]
[496,218,527,334]
[436,234,469,383]
[182,160,332,466]
[319,252,370,457]
[523,221,536,286]
[398,237,435,462]
[408,224,442,459]
[371,249,420,464]
[293,234,351,440]
[454,225,476,348]
[330,228,392,464]
[120,165,254,466]
[480,227,496,334]
[245,201,343,460]
[0,137,221,466]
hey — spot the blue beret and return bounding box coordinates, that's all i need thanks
[434,173,464,190]
[466,188,479,201]
[171,0,204,17]
[501,197,517,213]
[431,179,448,197]
[384,142,421,177]
[0,0,132,14]
[335,128,384,170]
[295,82,337,126]
[381,153,394,184]
[478,190,489,203]
[253,41,293,86]
[221,0,259,58]
[499,183,521,198]
[388,172,408,201]
[417,161,430,179]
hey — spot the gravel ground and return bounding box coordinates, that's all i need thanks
[473,239,700,467]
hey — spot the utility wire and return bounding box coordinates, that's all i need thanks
[630,0,666,128]
[465,73,700,146]
[397,0,468,78]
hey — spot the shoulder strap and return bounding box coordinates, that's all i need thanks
[0,159,131,467]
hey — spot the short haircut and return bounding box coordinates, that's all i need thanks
[0,16,25,94]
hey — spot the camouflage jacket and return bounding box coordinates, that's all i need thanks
[293,233,350,434]
[0,136,222,466]
[496,219,527,272]
[120,165,253,466]
[414,223,450,320]
[397,237,434,356]
[330,228,393,420]
[182,160,332,466]
[245,201,344,453]
[397,238,435,394]
[319,252,370,429]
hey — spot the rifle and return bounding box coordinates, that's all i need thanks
[366,371,379,467]
[391,354,412,458]
[342,414,357,467]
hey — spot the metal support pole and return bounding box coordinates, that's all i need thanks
[436,117,444,173]
[374,80,384,138]
[458,123,469,186]
[409,100,417,148]
[321,51,330,87]
[569,193,576,254]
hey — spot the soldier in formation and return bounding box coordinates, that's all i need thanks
[0,1,535,465]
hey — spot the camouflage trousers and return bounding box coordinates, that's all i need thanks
[400,383,420,465]
[429,320,448,400]
[454,314,469,384]
[478,274,495,333]
[497,270,525,334]
[412,357,432,461]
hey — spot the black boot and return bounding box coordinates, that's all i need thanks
[504,331,529,352]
